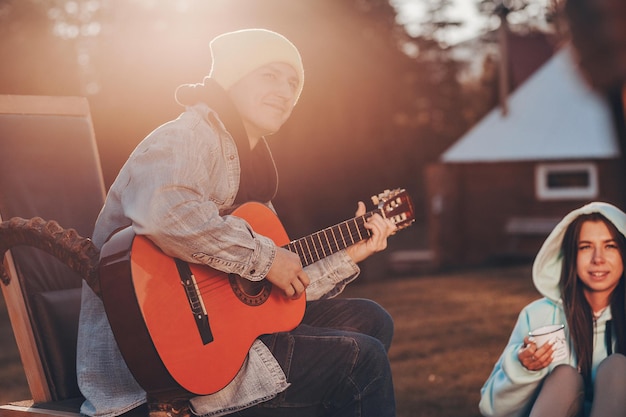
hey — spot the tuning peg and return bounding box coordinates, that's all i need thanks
[372,189,402,207]
[372,191,390,206]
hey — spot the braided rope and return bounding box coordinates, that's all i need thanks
[0,217,100,295]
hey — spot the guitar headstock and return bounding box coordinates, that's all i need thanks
[371,188,415,231]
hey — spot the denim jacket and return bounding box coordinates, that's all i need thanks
[77,103,360,417]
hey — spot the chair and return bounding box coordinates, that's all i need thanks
[0,94,106,416]
[0,94,204,417]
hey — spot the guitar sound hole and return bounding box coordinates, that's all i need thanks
[229,275,272,306]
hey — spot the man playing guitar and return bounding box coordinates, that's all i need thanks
[77,28,400,417]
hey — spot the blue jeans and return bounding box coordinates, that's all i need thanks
[230,298,396,417]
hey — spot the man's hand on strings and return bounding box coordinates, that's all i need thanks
[345,201,397,264]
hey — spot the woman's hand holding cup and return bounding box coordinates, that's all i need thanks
[518,335,555,371]
[518,324,569,371]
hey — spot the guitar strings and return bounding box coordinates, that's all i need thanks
[195,272,231,293]
[187,208,382,294]
[286,213,373,267]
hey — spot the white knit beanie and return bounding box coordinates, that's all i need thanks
[209,28,304,101]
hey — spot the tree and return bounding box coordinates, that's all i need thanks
[1,0,436,238]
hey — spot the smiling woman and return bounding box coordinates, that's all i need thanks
[575,218,624,311]
[480,201,626,417]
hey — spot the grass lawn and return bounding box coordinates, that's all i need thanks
[341,264,539,417]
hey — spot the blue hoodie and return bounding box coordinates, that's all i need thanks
[479,202,626,417]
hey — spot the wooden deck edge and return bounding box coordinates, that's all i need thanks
[0,403,80,417]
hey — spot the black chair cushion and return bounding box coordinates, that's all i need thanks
[31,287,83,400]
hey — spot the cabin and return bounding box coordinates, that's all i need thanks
[424,46,624,269]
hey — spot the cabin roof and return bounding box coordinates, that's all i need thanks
[441,46,621,163]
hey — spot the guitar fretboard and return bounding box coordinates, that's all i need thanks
[283,209,380,266]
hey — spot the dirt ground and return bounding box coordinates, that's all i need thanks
[0,264,539,417]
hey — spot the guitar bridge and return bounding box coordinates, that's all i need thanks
[175,259,214,345]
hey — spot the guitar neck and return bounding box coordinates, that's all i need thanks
[283,209,380,267]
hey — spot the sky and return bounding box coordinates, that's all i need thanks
[443,1,487,43]
[391,0,554,45]
[391,0,488,45]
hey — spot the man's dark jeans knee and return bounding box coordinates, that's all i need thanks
[233,298,396,417]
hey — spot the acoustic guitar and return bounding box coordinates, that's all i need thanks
[99,188,414,396]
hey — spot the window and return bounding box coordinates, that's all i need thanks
[535,162,599,200]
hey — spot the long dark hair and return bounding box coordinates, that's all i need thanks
[559,212,626,393]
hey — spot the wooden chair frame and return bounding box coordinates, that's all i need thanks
[0,95,104,417]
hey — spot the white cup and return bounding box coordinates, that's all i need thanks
[529,324,569,363]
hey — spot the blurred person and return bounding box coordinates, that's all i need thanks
[565,0,626,177]
[565,0,626,95]
[480,201,626,417]
[77,28,398,417]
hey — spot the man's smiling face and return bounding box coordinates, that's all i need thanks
[227,62,300,144]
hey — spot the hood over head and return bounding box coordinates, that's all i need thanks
[532,201,626,301]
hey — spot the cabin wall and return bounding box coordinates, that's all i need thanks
[425,159,625,269]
